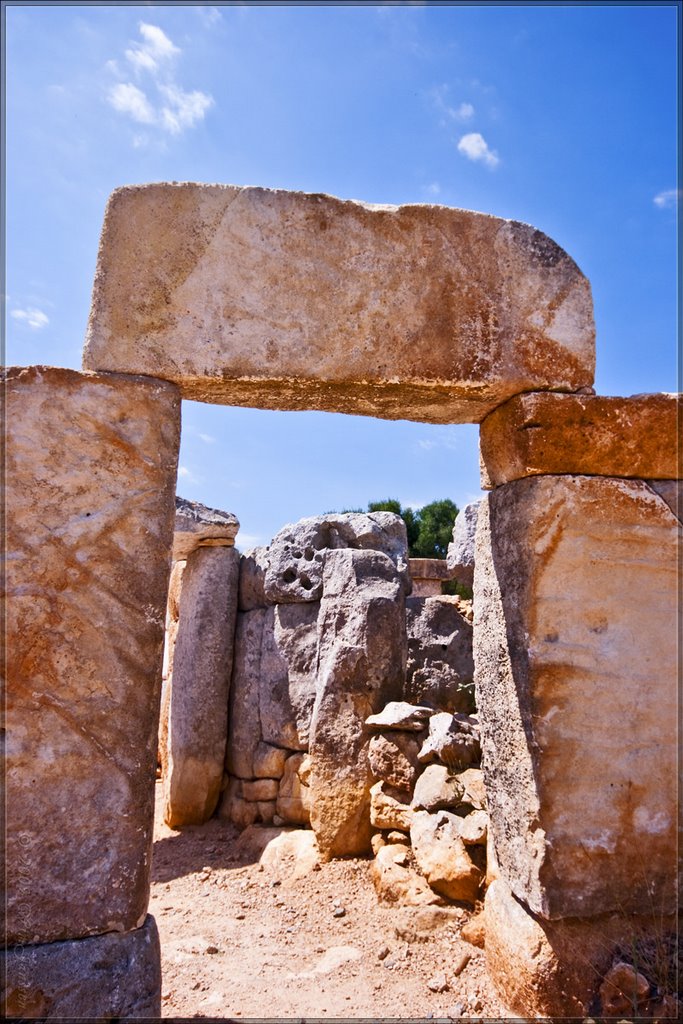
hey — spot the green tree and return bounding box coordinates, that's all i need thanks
[412,498,459,559]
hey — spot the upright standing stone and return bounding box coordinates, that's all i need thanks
[4,366,180,943]
[163,544,240,827]
[473,476,678,919]
[309,549,407,859]
[83,184,595,423]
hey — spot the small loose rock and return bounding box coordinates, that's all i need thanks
[427,973,449,993]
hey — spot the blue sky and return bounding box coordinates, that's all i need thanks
[6,2,680,549]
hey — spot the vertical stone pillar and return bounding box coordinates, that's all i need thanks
[3,366,180,1018]
[162,542,240,827]
[473,392,680,1017]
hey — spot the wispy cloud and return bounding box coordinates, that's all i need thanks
[109,82,156,124]
[178,465,200,484]
[198,432,216,445]
[125,23,179,73]
[653,189,681,209]
[106,22,213,139]
[423,182,441,197]
[431,85,475,125]
[196,6,223,27]
[11,307,50,329]
[457,132,500,168]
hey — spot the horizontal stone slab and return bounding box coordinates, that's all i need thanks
[4,366,180,943]
[173,496,239,560]
[2,915,161,1019]
[474,476,678,920]
[480,391,681,485]
[83,184,595,423]
[408,558,455,581]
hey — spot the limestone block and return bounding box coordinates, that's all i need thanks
[474,477,679,919]
[4,366,179,944]
[417,712,480,768]
[410,811,483,903]
[242,778,279,802]
[368,732,421,792]
[1,915,161,1020]
[173,496,239,560]
[238,547,270,611]
[446,501,480,587]
[366,701,432,731]
[216,777,258,829]
[405,597,475,713]
[163,545,239,827]
[370,781,414,832]
[83,183,595,423]
[259,602,320,750]
[308,549,407,859]
[412,765,464,812]
[484,880,677,1018]
[226,609,266,779]
[371,845,441,907]
[408,557,455,598]
[263,512,410,603]
[276,752,311,826]
[479,392,681,486]
[253,741,288,780]
[259,829,321,879]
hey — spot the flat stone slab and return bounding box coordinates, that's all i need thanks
[4,366,180,943]
[474,476,679,920]
[2,915,161,1019]
[480,391,681,485]
[173,496,239,560]
[83,183,595,423]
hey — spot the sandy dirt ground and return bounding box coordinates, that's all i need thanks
[150,782,511,1020]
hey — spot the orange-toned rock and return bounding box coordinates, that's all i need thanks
[474,477,679,920]
[83,184,595,423]
[484,880,673,1018]
[479,391,681,486]
[4,366,180,943]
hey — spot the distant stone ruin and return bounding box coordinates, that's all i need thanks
[3,183,679,1019]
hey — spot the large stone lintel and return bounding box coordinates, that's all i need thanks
[474,475,678,919]
[83,183,595,423]
[479,391,681,485]
[4,366,180,943]
[1,916,161,1020]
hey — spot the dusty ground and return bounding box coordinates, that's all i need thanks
[151,782,510,1020]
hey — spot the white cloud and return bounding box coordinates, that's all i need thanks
[107,24,213,138]
[11,307,50,329]
[653,189,682,209]
[108,82,156,124]
[160,84,214,135]
[431,85,475,124]
[198,432,216,444]
[457,132,499,168]
[125,22,179,74]
[424,182,441,197]
[178,465,200,484]
[196,6,223,26]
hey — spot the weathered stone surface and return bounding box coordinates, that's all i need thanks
[216,777,258,829]
[417,712,480,768]
[479,392,681,486]
[410,811,483,903]
[366,701,432,731]
[264,512,410,603]
[242,778,279,802]
[173,496,239,560]
[446,501,480,587]
[458,809,488,846]
[4,366,179,943]
[226,609,265,779]
[412,765,464,812]
[308,549,407,859]
[276,753,311,825]
[253,741,288,780]
[370,781,414,832]
[83,183,595,423]
[259,829,320,880]
[371,845,441,907]
[368,732,421,792]
[474,477,678,919]
[647,479,682,521]
[484,880,676,1018]
[259,603,320,750]
[599,961,650,1016]
[163,545,239,827]
[457,767,487,810]
[408,558,455,597]
[238,547,270,611]
[1,915,161,1020]
[158,559,185,778]
[405,597,475,713]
